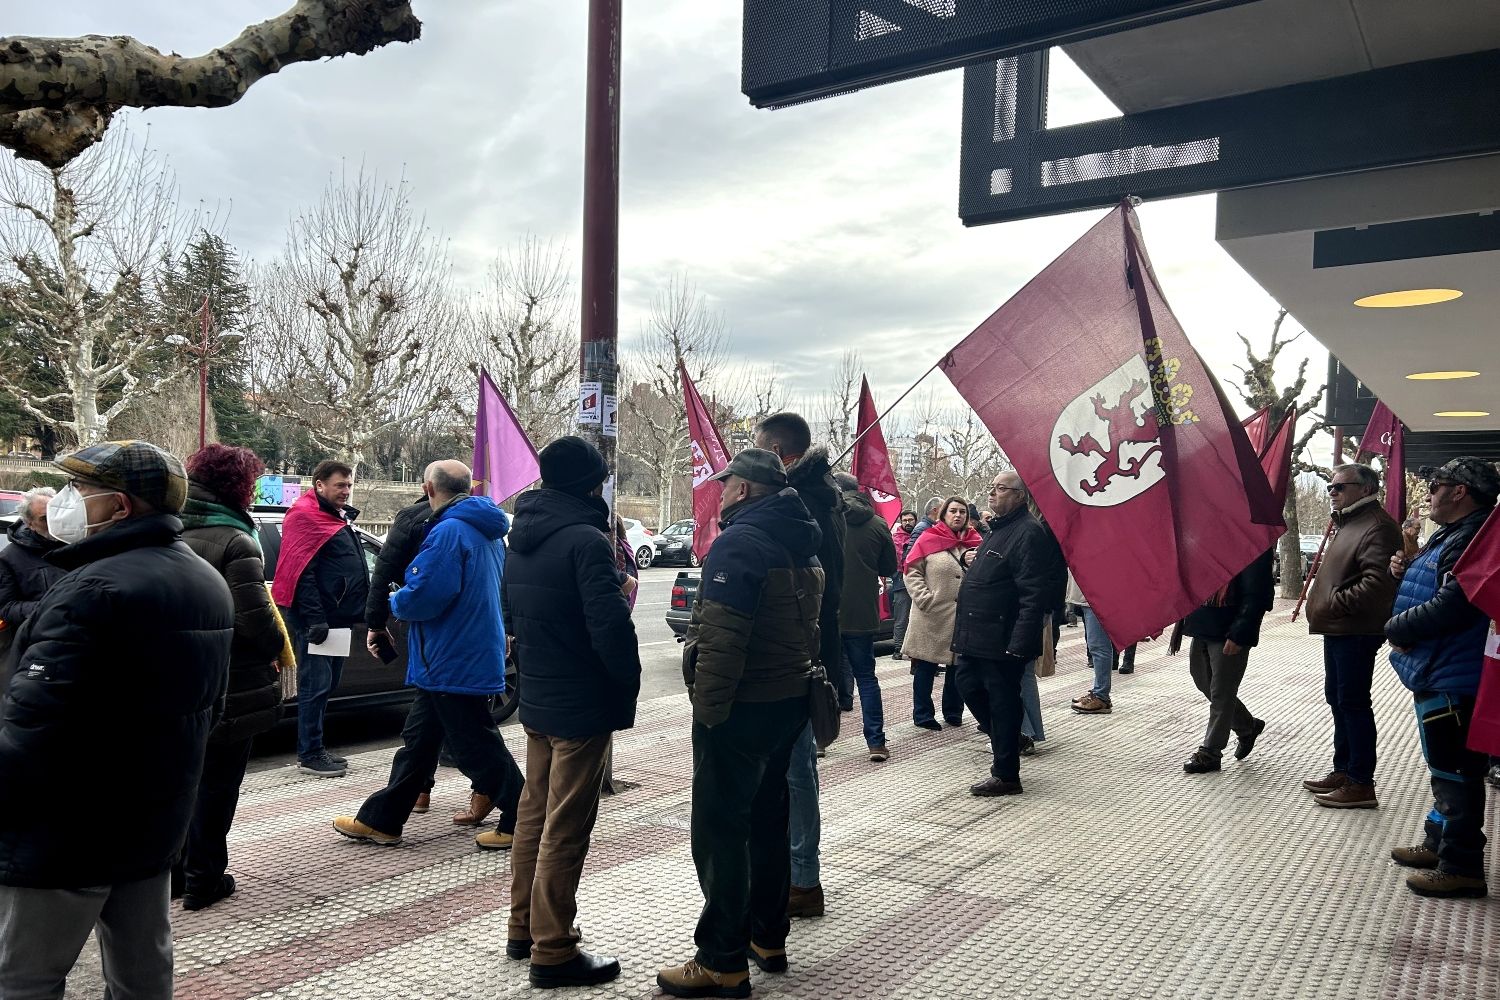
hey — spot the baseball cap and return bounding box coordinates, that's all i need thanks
[1417,456,1500,501]
[54,440,189,513]
[708,448,788,489]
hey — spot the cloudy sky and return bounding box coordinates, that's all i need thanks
[8,1,1324,438]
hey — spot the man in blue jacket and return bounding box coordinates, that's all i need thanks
[332,460,524,848]
[1386,456,1499,899]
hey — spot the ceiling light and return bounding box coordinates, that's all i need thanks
[1406,371,1481,380]
[1354,288,1463,308]
[1434,411,1490,418]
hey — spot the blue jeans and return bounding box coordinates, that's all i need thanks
[1082,606,1113,702]
[293,626,345,761]
[1415,693,1488,878]
[786,723,820,888]
[835,648,855,710]
[1021,661,1044,740]
[911,659,965,725]
[1323,634,1382,785]
[842,635,886,748]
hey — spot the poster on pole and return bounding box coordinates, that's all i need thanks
[602,394,618,437]
[579,382,603,425]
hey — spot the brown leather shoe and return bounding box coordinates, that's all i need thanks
[656,959,750,998]
[1302,771,1347,794]
[787,883,824,918]
[452,792,494,827]
[1315,782,1378,809]
[1391,844,1439,869]
[412,792,431,814]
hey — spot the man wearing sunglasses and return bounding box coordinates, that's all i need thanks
[1304,465,1402,809]
[1386,456,1499,899]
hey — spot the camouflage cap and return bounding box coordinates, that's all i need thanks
[54,440,189,513]
[1417,456,1500,501]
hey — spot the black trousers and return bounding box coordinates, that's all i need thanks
[690,697,808,974]
[1416,692,1489,878]
[357,690,524,836]
[180,736,255,894]
[955,654,1026,782]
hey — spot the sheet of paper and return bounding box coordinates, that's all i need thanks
[307,628,352,657]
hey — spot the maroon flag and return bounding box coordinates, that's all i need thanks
[1456,510,1500,754]
[681,361,730,562]
[1259,410,1295,512]
[850,377,903,528]
[1241,407,1271,453]
[941,203,1284,648]
[1357,400,1407,521]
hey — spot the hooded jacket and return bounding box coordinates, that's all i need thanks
[786,447,844,672]
[1306,496,1402,636]
[1387,508,1490,694]
[840,491,898,636]
[686,487,823,726]
[0,514,232,888]
[390,495,510,696]
[180,484,284,744]
[366,497,433,631]
[503,489,642,738]
[0,519,66,633]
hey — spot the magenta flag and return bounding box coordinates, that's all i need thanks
[1241,407,1271,453]
[1357,400,1407,521]
[681,361,730,562]
[473,370,540,503]
[1259,409,1295,512]
[940,202,1284,648]
[850,377,903,528]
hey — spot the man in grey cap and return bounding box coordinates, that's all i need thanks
[658,448,823,998]
[1386,456,1499,899]
[0,441,233,996]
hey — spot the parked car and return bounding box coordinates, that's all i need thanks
[652,519,699,568]
[0,490,23,516]
[249,506,518,725]
[622,517,656,569]
[667,569,895,647]
[0,513,13,553]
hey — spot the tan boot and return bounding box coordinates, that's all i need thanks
[332,816,401,846]
[452,792,494,826]
[655,959,750,998]
[412,792,431,814]
[749,942,787,973]
[475,829,514,851]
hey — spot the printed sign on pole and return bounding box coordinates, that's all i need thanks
[602,394,618,437]
[579,382,602,425]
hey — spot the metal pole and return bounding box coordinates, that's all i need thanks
[198,296,211,450]
[580,0,622,794]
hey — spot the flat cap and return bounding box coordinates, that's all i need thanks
[54,440,188,513]
[708,448,788,489]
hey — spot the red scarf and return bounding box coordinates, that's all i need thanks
[270,491,348,607]
[903,520,983,572]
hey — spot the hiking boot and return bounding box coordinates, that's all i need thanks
[332,816,401,846]
[970,776,1023,797]
[1315,782,1378,809]
[1072,694,1112,714]
[1391,844,1439,869]
[1406,869,1488,899]
[868,746,890,763]
[1234,718,1266,760]
[182,875,236,912]
[530,951,621,989]
[475,829,514,851]
[656,960,751,998]
[787,883,825,918]
[915,719,942,731]
[1183,750,1221,774]
[298,752,346,778]
[412,792,431,814]
[749,942,788,973]
[1303,771,1347,794]
[453,792,494,826]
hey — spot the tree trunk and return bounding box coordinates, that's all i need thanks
[657,468,673,530]
[1277,492,1303,599]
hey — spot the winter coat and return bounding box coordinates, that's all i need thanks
[840,492,897,636]
[902,546,968,665]
[951,507,1056,662]
[787,447,845,671]
[685,488,823,727]
[0,520,66,633]
[0,514,232,888]
[1307,497,1402,636]
[504,489,641,738]
[289,496,370,635]
[1388,509,1490,695]
[1182,549,1276,648]
[366,497,432,631]
[391,496,509,696]
[180,485,284,744]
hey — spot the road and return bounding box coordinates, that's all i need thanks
[249,565,691,772]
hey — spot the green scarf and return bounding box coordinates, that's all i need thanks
[181,496,261,554]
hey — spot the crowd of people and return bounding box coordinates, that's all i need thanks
[0,420,1496,997]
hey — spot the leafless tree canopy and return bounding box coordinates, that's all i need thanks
[818,349,861,458]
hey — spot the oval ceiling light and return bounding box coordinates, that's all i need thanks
[1406,370,1481,380]
[1354,288,1463,308]
[1434,410,1490,418]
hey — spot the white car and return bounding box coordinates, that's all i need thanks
[622,517,656,568]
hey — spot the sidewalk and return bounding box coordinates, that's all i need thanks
[69,602,1499,999]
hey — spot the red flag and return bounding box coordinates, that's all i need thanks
[681,361,730,562]
[940,203,1284,648]
[1259,410,1295,512]
[1241,407,1271,453]
[1357,401,1407,521]
[1458,509,1500,754]
[850,377,902,528]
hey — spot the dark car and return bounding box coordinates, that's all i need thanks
[652,519,700,568]
[666,569,895,648]
[250,507,518,725]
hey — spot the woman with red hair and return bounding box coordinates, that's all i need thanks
[175,444,285,911]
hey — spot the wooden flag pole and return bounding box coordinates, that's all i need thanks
[833,359,944,466]
[1291,520,1336,622]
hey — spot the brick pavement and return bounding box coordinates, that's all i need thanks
[65,602,1499,999]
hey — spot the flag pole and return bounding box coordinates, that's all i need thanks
[833,359,943,466]
[1290,519,1335,622]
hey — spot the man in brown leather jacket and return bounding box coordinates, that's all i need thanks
[1304,463,1402,809]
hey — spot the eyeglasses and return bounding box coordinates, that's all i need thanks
[1326,483,1358,495]
[1426,480,1456,494]
[991,485,1022,494]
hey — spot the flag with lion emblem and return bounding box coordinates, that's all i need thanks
[941,202,1284,648]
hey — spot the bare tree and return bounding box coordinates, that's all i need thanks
[0,124,203,446]
[0,1,421,167]
[818,349,861,461]
[249,166,459,472]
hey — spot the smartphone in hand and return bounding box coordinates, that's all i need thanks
[371,631,399,664]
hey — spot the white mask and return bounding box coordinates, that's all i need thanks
[46,485,122,544]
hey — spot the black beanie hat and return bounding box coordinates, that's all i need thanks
[539,436,609,496]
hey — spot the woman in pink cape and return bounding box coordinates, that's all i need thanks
[901,497,983,730]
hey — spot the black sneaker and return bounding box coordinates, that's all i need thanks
[1018,734,1037,756]
[298,752,347,777]
[326,751,348,766]
[1184,750,1221,774]
[1235,718,1266,761]
[915,719,942,731]
[183,875,236,912]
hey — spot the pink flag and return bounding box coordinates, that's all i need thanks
[1241,407,1271,453]
[473,370,540,503]
[681,361,730,562]
[1357,400,1407,521]
[1259,409,1295,512]
[850,377,902,528]
[940,202,1284,649]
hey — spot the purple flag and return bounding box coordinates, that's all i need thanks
[473,370,540,503]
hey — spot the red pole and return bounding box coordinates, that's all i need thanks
[1332,426,1344,464]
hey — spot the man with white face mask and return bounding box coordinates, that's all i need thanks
[0,440,233,998]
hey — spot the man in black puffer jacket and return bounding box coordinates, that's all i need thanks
[0,441,232,998]
[0,488,66,668]
[365,495,433,637]
[503,437,641,989]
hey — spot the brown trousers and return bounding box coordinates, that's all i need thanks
[507,727,611,965]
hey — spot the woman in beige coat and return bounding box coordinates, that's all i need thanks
[902,497,983,729]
